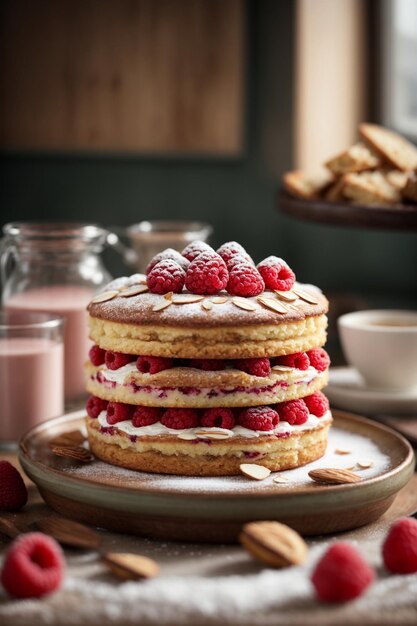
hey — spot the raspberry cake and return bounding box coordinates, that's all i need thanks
[85,241,332,476]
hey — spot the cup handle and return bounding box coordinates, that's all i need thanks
[105,229,138,268]
[0,239,16,300]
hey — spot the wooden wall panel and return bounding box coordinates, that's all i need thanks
[0,0,245,154]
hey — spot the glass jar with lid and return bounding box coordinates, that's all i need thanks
[1,223,112,403]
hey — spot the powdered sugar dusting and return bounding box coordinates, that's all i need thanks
[88,278,327,327]
[67,426,390,493]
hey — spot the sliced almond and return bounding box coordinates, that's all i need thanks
[240,463,271,481]
[49,430,86,449]
[357,460,374,469]
[91,290,119,304]
[103,552,159,580]
[257,296,288,314]
[164,291,174,300]
[211,296,229,304]
[271,365,294,373]
[152,300,172,312]
[345,465,357,471]
[37,516,101,550]
[232,297,257,311]
[335,448,351,455]
[195,430,232,440]
[308,468,361,485]
[274,290,298,302]
[292,287,319,305]
[240,521,308,568]
[119,284,149,297]
[172,294,204,304]
[201,300,213,311]
[273,475,289,483]
[176,432,197,440]
[51,445,93,463]
[137,275,148,284]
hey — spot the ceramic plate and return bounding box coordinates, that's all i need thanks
[327,366,417,416]
[19,409,414,542]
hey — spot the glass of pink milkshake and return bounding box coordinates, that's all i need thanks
[0,311,64,448]
[1,223,112,404]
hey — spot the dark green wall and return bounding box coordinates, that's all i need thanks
[1,0,416,306]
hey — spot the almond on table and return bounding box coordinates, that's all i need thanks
[240,521,308,568]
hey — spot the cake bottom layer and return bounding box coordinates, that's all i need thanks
[87,416,331,476]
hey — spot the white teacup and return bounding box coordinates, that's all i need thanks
[338,310,417,391]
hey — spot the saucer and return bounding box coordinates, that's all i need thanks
[327,366,417,416]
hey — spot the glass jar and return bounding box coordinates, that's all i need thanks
[1,223,112,404]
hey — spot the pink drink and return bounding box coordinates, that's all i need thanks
[5,285,93,401]
[0,337,63,441]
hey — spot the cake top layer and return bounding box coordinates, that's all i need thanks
[88,241,328,328]
[87,274,328,328]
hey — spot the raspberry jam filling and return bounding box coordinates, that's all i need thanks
[92,365,321,399]
[89,346,330,377]
[87,394,331,439]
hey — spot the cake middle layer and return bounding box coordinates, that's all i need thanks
[86,361,329,407]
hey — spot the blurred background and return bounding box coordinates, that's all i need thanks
[1,0,416,358]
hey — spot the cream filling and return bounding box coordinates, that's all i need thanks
[96,410,332,440]
[97,363,319,388]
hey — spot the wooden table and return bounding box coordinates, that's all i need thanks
[1,449,417,625]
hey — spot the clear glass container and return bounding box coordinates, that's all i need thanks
[1,223,112,403]
[0,311,64,447]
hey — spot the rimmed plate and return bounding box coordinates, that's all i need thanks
[19,409,414,542]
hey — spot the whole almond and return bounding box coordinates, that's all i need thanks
[103,553,159,580]
[240,521,308,568]
[308,468,361,485]
[51,445,93,463]
[49,430,86,449]
[37,516,101,550]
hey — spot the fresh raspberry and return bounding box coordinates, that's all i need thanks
[307,348,331,372]
[89,344,106,366]
[106,402,133,425]
[235,357,271,377]
[311,542,374,603]
[382,517,417,574]
[227,263,265,297]
[132,406,163,427]
[0,461,28,511]
[274,352,310,370]
[1,532,65,599]
[105,351,136,370]
[304,392,329,418]
[147,259,186,294]
[217,241,248,264]
[185,251,228,295]
[136,355,173,374]
[86,395,108,419]
[201,408,235,429]
[182,241,214,262]
[226,253,255,269]
[257,256,295,291]
[238,406,279,431]
[190,358,225,371]
[278,399,309,425]
[146,248,190,274]
[161,408,199,429]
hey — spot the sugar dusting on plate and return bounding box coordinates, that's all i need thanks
[67,427,390,493]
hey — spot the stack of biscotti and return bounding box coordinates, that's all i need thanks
[84,241,332,477]
[283,123,417,206]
